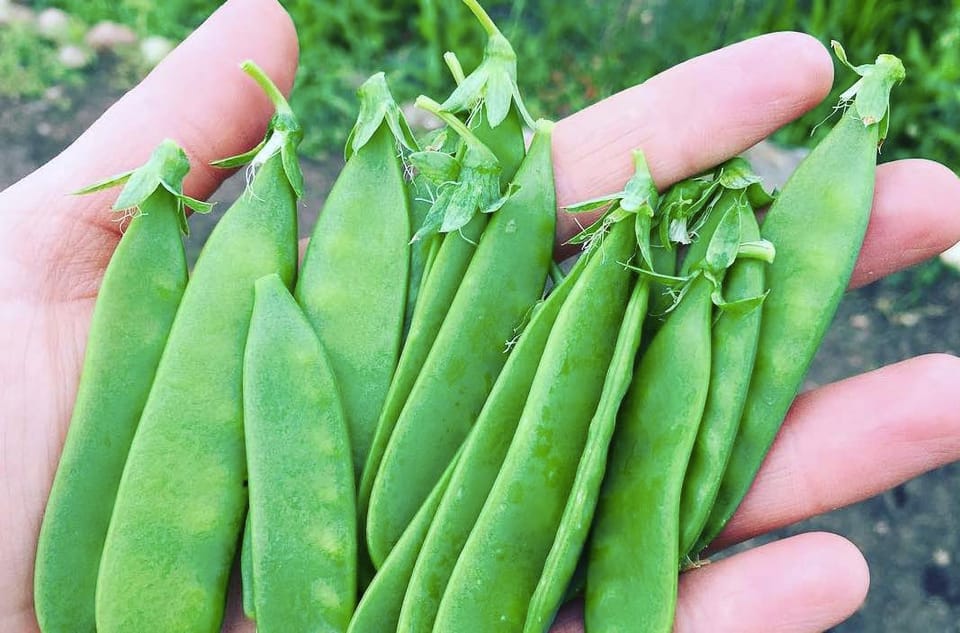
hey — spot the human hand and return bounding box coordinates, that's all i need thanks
[2,1,959,632]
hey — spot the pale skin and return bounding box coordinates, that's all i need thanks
[2,0,960,631]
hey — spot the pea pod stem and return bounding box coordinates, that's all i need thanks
[462,0,501,36]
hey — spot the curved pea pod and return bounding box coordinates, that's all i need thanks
[357,107,526,524]
[244,274,355,633]
[347,451,460,633]
[432,218,635,633]
[695,46,905,554]
[295,73,414,485]
[678,196,766,559]
[366,119,556,567]
[398,248,591,633]
[523,273,649,633]
[586,273,714,633]
[96,62,301,633]
[33,140,202,633]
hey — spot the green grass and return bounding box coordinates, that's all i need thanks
[16,0,960,169]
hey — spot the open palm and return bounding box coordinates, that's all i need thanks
[2,1,959,631]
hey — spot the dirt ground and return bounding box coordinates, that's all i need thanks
[3,77,960,632]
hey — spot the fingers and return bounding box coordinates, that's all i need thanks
[852,159,960,288]
[550,533,868,633]
[676,532,868,632]
[552,31,834,246]
[5,0,298,234]
[715,353,960,549]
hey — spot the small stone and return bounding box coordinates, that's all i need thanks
[35,121,52,136]
[933,548,951,567]
[874,520,890,535]
[850,314,870,330]
[57,44,90,69]
[140,35,174,67]
[85,21,137,52]
[36,7,70,41]
[43,85,64,101]
[895,312,922,327]
[0,2,35,26]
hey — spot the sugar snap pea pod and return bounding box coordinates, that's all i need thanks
[96,61,301,633]
[695,45,905,554]
[521,150,658,633]
[295,72,416,484]
[398,247,592,633]
[586,272,714,633]
[678,193,768,559]
[432,218,635,633]
[244,274,355,633]
[357,106,525,525]
[366,118,556,567]
[524,274,649,633]
[347,450,460,633]
[33,140,206,633]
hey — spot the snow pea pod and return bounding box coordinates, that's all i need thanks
[96,62,301,633]
[522,150,659,633]
[357,107,525,527]
[347,451,460,633]
[295,73,416,485]
[586,272,714,633]
[34,140,204,633]
[678,195,765,559]
[366,118,556,567]
[524,274,649,633]
[398,246,592,633]
[695,47,905,554]
[432,218,635,633]
[244,274,355,633]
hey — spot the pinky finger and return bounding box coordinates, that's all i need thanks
[549,532,868,633]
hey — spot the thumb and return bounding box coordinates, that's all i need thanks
[0,0,299,245]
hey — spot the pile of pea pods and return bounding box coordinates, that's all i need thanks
[32,1,907,632]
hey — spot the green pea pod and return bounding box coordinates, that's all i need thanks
[241,516,255,620]
[695,48,905,554]
[398,247,592,633]
[96,62,300,633]
[357,107,525,527]
[244,274,355,633]
[523,273,650,633]
[678,198,765,559]
[295,73,413,484]
[33,140,197,633]
[347,450,460,633]
[366,119,556,567]
[432,218,635,633]
[586,273,714,633]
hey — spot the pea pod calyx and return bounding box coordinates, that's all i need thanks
[410,96,511,240]
[210,60,305,199]
[440,0,535,128]
[345,72,420,160]
[73,138,212,236]
[831,41,905,143]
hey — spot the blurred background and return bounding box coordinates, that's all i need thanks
[2,0,960,630]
